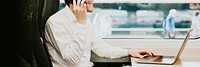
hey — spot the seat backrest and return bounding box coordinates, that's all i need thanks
[41,0,60,32]
[7,0,59,67]
[40,0,60,47]
[10,0,52,67]
[40,0,60,66]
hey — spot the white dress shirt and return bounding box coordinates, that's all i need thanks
[191,16,200,37]
[92,12,112,38]
[45,6,129,67]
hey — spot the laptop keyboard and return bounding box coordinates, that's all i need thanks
[143,56,175,62]
[145,56,159,60]
[162,56,175,61]
[164,56,174,58]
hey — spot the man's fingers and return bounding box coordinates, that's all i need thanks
[135,54,145,58]
[140,50,152,56]
[81,0,85,7]
[146,50,153,56]
[74,0,86,11]
[148,51,156,57]
[73,0,77,10]
[83,3,87,12]
[77,0,81,6]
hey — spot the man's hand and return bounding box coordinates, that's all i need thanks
[128,49,156,58]
[71,0,87,24]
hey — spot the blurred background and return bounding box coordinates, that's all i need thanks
[59,0,200,39]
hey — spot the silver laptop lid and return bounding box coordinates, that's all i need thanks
[175,29,192,60]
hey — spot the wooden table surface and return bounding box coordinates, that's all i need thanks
[131,48,200,67]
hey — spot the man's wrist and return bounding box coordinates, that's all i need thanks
[128,49,133,56]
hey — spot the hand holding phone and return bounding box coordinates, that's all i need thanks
[71,0,87,24]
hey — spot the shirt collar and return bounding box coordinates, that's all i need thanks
[63,6,77,23]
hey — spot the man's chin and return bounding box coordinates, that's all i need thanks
[86,4,94,12]
[87,8,94,12]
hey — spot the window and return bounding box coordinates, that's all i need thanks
[59,0,200,39]
[90,3,199,39]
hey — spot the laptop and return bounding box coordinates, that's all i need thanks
[135,29,192,65]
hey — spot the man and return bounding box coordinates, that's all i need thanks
[163,9,177,39]
[45,0,156,67]
[191,10,200,38]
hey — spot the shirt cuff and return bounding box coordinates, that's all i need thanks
[118,48,129,58]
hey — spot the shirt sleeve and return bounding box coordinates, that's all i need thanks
[90,26,129,59]
[46,19,84,66]
[191,18,196,28]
